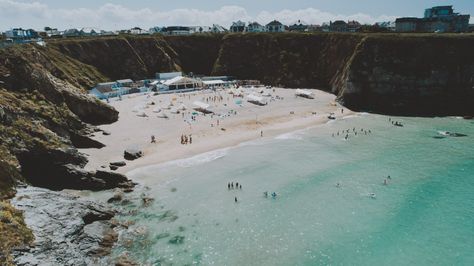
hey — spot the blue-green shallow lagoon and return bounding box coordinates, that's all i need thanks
[116,114,474,265]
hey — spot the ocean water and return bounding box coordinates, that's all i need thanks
[115,114,474,266]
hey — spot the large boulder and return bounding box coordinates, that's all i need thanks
[124,149,143,161]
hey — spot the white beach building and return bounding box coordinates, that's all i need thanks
[163,76,203,91]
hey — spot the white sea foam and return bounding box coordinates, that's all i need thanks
[342,114,360,120]
[170,149,228,168]
[274,131,304,140]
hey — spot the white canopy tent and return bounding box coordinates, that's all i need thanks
[247,94,267,106]
[193,101,213,114]
[295,89,314,99]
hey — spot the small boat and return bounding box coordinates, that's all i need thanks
[438,131,467,137]
[327,113,336,120]
[394,122,403,127]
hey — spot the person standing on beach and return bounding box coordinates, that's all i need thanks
[189,135,192,144]
[261,131,263,137]
[151,135,156,143]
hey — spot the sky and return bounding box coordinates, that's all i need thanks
[1,0,473,31]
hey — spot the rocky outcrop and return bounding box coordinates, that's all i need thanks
[124,149,143,161]
[11,187,118,266]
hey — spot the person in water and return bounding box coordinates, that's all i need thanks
[235,197,238,203]
[239,184,242,190]
[272,192,277,198]
[236,182,239,188]
[228,183,230,189]
[383,179,388,185]
[264,191,268,198]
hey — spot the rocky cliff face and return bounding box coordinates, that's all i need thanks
[43,33,474,116]
[333,35,474,116]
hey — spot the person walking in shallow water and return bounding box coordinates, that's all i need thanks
[234,197,238,203]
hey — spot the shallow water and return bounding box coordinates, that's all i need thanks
[114,114,474,265]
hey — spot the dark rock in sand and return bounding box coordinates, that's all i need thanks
[124,149,143,161]
[110,161,126,167]
[110,165,119,171]
[102,130,111,136]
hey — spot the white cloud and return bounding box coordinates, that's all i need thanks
[0,1,398,31]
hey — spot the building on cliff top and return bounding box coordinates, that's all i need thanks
[396,5,470,32]
[265,20,285,32]
[247,22,265,33]
[230,21,246,33]
[161,26,191,35]
[211,24,228,33]
[288,20,308,32]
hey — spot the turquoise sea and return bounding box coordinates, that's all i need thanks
[113,114,474,265]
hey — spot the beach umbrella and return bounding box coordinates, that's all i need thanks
[136,111,148,117]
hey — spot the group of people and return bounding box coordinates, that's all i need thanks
[332,127,372,140]
[228,182,243,203]
[204,95,225,103]
[263,191,277,199]
[180,134,192,145]
[228,182,242,190]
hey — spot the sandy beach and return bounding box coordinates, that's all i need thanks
[80,87,348,174]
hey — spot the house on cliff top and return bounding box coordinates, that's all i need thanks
[230,21,246,32]
[265,20,285,32]
[247,22,265,32]
[396,5,470,32]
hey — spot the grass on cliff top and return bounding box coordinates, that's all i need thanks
[0,200,34,266]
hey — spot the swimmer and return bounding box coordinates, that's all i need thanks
[272,192,277,198]
[235,197,238,203]
[383,179,388,185]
